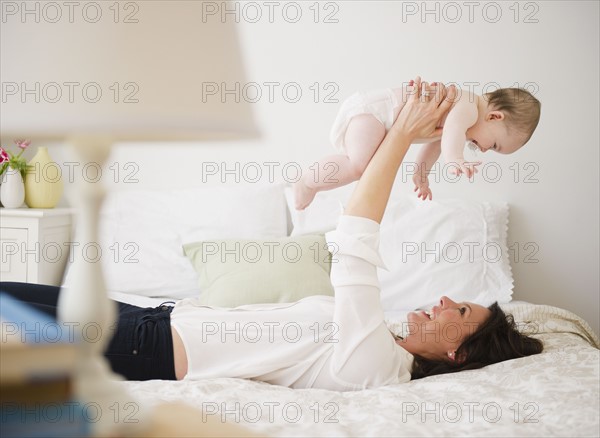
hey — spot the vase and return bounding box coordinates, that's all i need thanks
[0,167,25,208]
[25,146,63,208]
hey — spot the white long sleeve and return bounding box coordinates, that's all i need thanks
[324,215,413,390]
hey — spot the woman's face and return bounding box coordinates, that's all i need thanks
[398,296,491,362]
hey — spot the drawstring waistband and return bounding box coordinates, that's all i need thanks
[132,304,174,356]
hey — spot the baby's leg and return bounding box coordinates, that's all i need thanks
[294,114,386,210]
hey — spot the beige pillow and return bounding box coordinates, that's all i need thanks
[183,234,334,307]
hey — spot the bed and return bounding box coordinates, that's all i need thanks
[62,183,600,437]
[115,296,599,437]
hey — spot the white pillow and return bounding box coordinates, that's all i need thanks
[285,186,513,310]
[378,197,513,311]
[63,183,288,299]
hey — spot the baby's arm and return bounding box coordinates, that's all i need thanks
[441,99,480,177]
[412,140,440,200]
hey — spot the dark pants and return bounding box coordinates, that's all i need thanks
[0,282,176,381]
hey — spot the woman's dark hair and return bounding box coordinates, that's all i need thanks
[411,302,544,379]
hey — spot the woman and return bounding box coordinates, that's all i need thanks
[0,78,542,390]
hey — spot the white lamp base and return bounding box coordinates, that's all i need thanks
[57,136,149,436]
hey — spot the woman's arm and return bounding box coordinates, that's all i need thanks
[345,78,457,223]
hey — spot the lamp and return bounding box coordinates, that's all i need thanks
[1,1,258,435]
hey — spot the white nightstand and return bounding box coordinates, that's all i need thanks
[0,208,74,286]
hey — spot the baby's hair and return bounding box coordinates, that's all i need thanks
[483,88,541,144]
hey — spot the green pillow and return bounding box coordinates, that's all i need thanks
[183,234,334,307]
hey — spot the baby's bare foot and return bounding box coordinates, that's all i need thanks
[294,179,318,210]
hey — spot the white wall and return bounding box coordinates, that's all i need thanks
[38,1,599,333]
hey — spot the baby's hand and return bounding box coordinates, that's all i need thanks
[447,158,482,179]
[412,173,433,201]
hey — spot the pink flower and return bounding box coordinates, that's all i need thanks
[14,139,31,149]
[0,147,9,164]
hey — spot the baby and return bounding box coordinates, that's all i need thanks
[294,79,541,209]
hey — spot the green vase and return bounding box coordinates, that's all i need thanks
[24,147,63,208]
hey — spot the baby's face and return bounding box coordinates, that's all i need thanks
[465,111,524,155]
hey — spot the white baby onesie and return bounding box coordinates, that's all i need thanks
[329,88,403,154]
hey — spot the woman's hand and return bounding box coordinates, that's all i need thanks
[392,76,456,142]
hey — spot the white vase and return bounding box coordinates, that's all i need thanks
[1,167,26,208]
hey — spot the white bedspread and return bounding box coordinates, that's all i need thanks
[117,301,599,437]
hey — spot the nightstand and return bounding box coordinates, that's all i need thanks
[0,208,74,286]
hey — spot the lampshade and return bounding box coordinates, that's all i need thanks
[0,1,259,141]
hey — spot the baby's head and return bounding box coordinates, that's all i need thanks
[467,88,541,155]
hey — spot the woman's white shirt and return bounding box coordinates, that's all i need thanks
[170,215,414,391]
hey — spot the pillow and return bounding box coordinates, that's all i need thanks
[183,234,334,307]
[378,197,513,311]
[63,183,289,299]
[285,185,513,310]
